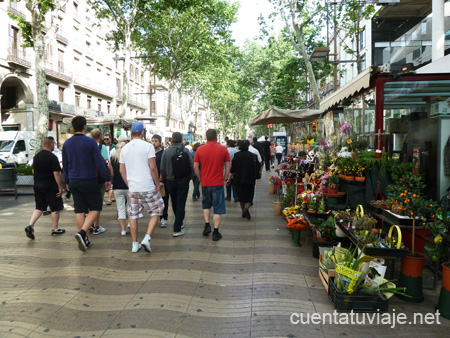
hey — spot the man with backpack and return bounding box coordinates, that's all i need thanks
[160,132,193,237]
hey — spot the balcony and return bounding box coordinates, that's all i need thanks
[8,6,26,19]
[128,95,148,110]
[56,29,68,45]
[44,62,72,83]
[74,74,114,98]
[7,48,31,68]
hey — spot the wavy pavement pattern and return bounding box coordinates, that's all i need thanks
[1,175,450,337]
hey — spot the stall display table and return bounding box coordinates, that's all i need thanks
[365,206,439,289]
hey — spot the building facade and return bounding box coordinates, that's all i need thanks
[0,0,215,146]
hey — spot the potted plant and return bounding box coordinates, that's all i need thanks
[307,196,318,213]
[397,191,435,303]
[327,173,340,194]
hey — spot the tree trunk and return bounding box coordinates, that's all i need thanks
[32,10,48,154]
[293,26,321,109]
[121,28,131,118]
[165,80,173,127]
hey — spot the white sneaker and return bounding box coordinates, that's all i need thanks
[132,242,141,253]
[121,230,127,236]
[92,226,107,235]
[181,224,184,229]
[173,230,184,237]
[141,236,151,253]
[160,219,167,228]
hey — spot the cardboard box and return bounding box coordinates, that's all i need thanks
[430,101,450,117]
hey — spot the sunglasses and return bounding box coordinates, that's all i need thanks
[104,138,110,141]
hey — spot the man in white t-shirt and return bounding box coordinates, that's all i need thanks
[119,122,164,253]
[275,143,284,165]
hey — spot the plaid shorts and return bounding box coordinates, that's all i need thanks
[128,190,164,219]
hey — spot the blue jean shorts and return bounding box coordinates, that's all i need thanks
[202,185,226,214]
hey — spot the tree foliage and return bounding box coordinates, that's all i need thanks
[132,0,238,126]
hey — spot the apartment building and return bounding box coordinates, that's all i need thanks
[0,1,166,144]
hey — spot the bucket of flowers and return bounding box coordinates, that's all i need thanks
[268,176,281,194]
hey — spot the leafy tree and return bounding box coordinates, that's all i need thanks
[9,0,68,153]
[273,0,325,108]
[334,1,376,74]
[134,0,238,127]
[88,0,147,118]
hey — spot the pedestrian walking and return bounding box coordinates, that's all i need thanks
[62,116,111,252]
[110,138,129,236]
[270,142,276,168]
[275,143,284,165]
[191,143,201,201]
[262,136,271,171]
[103,134,116,205]
[225,139,239,202]
[25,137,65,239]
[229,140,258,220]
[160,132,193,237]
[152,134,169,228]
[119,122,164,253]
[194,129,231,241]
[90,128,110,234]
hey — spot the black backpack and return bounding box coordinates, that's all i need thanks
[172,145,192,180]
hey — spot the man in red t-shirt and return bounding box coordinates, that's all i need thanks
[194,129,231,241]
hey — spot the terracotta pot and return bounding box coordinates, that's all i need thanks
[355,176,366,182]
[345,175,355,181]
[401,252,426,278]
[339,174,345,179]
[328,189,338,195]
[374,152,382,159]
[268,184,275,194]
[442,262,450,291]
[316,237,327,242]
[273,201,282,215]
[352,153,357,159]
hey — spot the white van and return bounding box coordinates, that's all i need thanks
[0,131,36,165]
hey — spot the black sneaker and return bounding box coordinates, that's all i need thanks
[75,233,88,252]
[242,211,246,218]
[203,223,211,236]
[212,230,222,241]
[244,208,251,220]
[51,228,66,236]
[43,210,51,216]
[89,225,95,233]
[25,225,35,240]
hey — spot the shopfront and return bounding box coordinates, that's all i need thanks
[320,71,450,200]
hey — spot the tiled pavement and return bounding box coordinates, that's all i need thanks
[0,171,449,337]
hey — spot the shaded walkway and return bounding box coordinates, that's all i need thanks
[0,171,449,337]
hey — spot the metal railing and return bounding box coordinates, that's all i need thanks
[7,6,26,19]
[44,62,72,82]
[56,29,68,45]
[73,74,115,98]
[7,47,31,68]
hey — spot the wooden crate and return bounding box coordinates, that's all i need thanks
[318,254,335,293]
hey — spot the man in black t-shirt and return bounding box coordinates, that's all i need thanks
[152,134,169,227]
[261,136,271,172]
[25,137,65,240]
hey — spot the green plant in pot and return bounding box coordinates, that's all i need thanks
[307,196,318,213]
[327,173,339,194]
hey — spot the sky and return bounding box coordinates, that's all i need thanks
[230,0,283,46]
